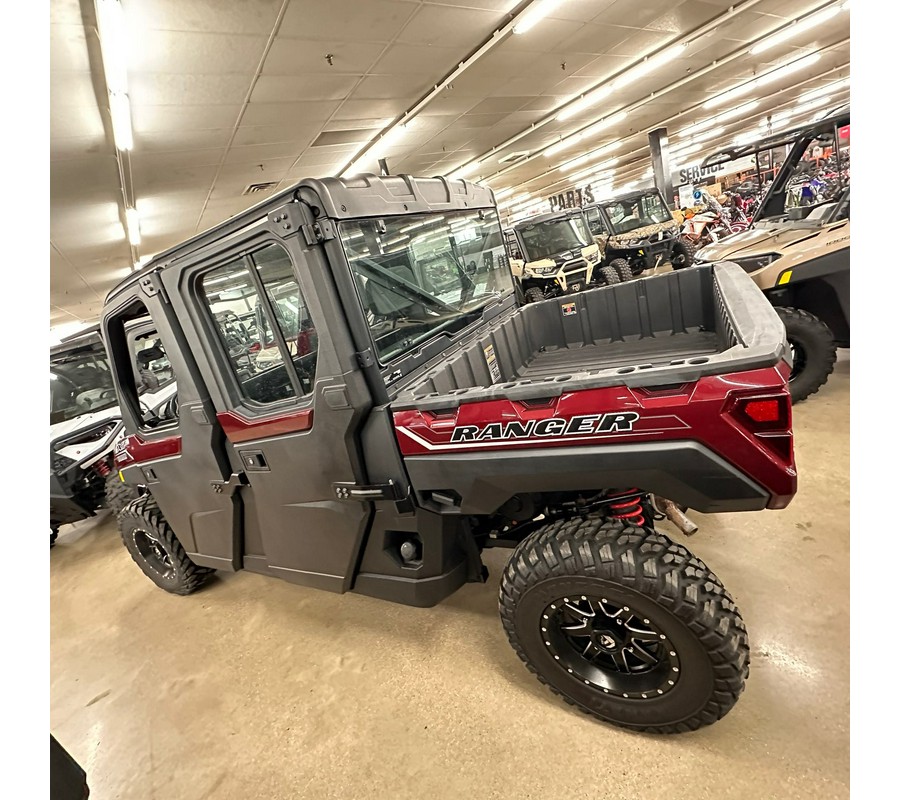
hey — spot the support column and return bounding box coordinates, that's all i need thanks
[648,128,674,207]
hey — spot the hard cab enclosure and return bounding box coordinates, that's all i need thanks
[102,174,797,734]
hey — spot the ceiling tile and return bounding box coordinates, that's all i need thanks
[241,100,341,126]
[129,0,284,35]
[264,39,386,75]
[128,30,268,75]
[129,73,253,106]
[397,5,499,47]
[132,104,243,132]
[50,23,91,72]
[251,74,361,103]
[280,0,418,43]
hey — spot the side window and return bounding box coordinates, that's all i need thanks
[201,246,317,407]
[105,301,179,431]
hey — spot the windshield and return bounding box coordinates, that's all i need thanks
[50,340,116,424]
[518,216,591,261]
[340,208,513,363]
[602,192,673,234]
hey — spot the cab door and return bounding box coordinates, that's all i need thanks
[167,232,376,594]
[103,283,242,572]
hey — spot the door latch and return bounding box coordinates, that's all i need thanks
[211,472,247,496]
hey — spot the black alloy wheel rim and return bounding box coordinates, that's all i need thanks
[541,595,680,699]
[788,338,807,381]
[133,528,175,579]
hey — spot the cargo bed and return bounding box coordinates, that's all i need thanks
[394,263,787,410]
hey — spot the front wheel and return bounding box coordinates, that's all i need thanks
[105,471,140,517]
[524,286,546,304]
[119,496,214,595]
[671,238,695,269]
[607,259,633,282]
[776,307,837,403]
[596,266,621,286]
[499,517,749,733]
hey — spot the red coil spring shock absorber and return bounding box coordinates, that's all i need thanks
[607,488,645,527]
[94,459,112,478]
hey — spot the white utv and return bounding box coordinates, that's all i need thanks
[50,322,176,545]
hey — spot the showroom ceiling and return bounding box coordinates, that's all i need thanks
[50,0,849,328]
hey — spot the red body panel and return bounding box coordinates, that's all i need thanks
[216,408,313,444]
[393,365,796,509]
[114,433,181,467]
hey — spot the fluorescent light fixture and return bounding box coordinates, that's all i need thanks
[669,142,701,158]
[749,5,843,55]
[125,208,141,246]
[544,135,582,158]
[560,155,618,173]
[493,187,514,200]
[678,104,756,139]
[451,160,482,178]
[583,111,628,137]
[571,167,615,183]
[95,0,129,94]
[614,181,638,193]
[732,132,759,146]
[508,193,533,207]
[612,43,688,90]
[794,95,832,116]
[757,52,822,86]
[109,92,133,150]
[799,78,848,103]
[704,53,822,109]
[702,82,756,110]
[692,126,725,143]
[512,0,563,35]
[556,85,613,121]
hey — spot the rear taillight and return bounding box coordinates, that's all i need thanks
[729,393,794,464]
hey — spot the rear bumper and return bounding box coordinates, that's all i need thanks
[403,440,792,515]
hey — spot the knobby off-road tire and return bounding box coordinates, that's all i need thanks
[524,286,546,304]
[499,516,749,733]
[608,259,633,282]
[119,496,214,595]
[776,307,837,403]
[671,237,696,269]
[104,471,140,517]
[597,266,621,286]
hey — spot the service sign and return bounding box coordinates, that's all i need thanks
[675,155,757,187]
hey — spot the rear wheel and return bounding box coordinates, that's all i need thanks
[499,516,749,733]
[105,471,140,517]
[119,496,214,595]
[776,307,837,403]
[608,259,633,282]
[671,238,695,269]
[597,266,621,286]
[524,286,546,304]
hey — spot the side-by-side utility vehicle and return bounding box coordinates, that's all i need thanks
[103,174,796,733]
[695,106,850,402]
[583,188,695,277]
[503,209,608,302]
[50,323,175,543]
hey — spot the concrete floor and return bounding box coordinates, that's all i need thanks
[51,354,850,800]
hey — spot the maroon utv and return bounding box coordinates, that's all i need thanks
[101,174,796,733]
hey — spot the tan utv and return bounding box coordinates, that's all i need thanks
[503,209,609,303]
[695,107,849,402]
